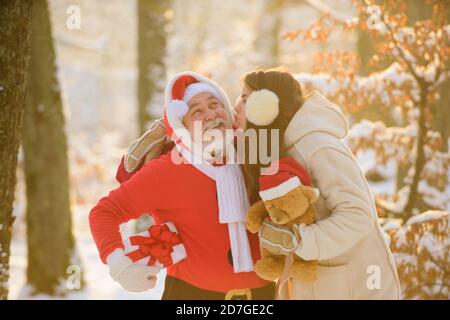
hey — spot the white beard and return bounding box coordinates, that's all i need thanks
[202,127,235,164]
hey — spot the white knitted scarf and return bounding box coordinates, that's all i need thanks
[175,144,254,273]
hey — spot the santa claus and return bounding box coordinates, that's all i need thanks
[89,71,274,299]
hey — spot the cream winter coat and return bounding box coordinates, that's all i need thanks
[278,91,401,300]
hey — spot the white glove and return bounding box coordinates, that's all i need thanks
[106,248,160,293]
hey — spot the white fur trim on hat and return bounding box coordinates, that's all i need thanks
[167,100,189,119]
[259,176,301,201]
[183,82,222,104]
[164,71,233,151]
[245,89,279,126]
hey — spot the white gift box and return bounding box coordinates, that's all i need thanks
[123,222,187,270]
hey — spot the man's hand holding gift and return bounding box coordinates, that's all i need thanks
[106,248,160,292]
[106,222,186,292]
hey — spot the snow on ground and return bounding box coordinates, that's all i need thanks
[9,208,166,300]
[7,0,447,299]
[8,0,164,296]
[9,141,166,299]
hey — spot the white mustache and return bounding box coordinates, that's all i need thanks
[203,118,226,133]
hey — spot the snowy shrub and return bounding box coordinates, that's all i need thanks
[287,1,450,219]
[386,210,449,299]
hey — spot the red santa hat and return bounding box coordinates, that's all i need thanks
[259,157,320,201]
[163,71,233,147]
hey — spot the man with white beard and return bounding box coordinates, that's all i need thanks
[90,71,274,299]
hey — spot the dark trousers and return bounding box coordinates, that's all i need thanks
[161,275,275,300]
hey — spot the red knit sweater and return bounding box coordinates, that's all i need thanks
[89,151,268,293]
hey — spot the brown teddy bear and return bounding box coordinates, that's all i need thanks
[246,157,319,282]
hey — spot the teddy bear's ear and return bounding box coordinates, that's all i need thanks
[302,186,320,204]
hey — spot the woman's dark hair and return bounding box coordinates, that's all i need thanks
[240,67,304,204]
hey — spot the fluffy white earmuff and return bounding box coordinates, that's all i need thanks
[245,89,279,126]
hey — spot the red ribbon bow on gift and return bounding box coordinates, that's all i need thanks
[126,224,182,267]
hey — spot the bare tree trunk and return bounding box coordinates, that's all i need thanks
[137,0,169,134]
[0,0,33,300]
[406,0,449,153]
[135,0,170,232]
[22,0,76,296]
[434,80,450,153]
[253,0,283,68]
[403,83,428,219]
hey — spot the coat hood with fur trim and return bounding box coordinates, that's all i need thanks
[284,90,349,149]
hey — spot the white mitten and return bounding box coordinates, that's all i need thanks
[106,248,160,293]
